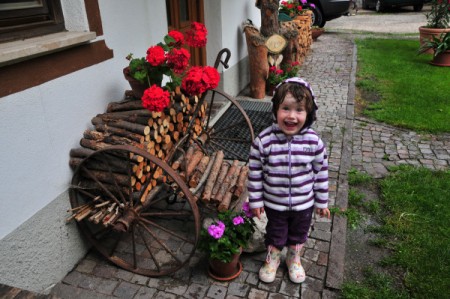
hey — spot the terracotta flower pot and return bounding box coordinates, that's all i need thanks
[311,28,325,41]
[123,67,149,99]
[419,27,450,54]
[207,251,243,281]
[430,50,450,67]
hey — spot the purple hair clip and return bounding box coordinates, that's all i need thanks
[274,77,318,109]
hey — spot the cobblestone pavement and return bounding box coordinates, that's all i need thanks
[48,33,353,299]
[352,118,450,178]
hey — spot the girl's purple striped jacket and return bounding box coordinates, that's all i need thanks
[248,123,329,212]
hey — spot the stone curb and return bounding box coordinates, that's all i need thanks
[325,41,357,290]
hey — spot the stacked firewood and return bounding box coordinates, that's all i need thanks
[171,146,249,212]
[280,15,312,65]
[80,90,205,160]
[69,90,207,192]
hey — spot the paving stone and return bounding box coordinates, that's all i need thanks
[279,279,301,298]
[78,275,104,291]
[206,284,227,299]
[147,277,173,290]
[309,229,331,242]
[114,269,134,281]
[307,264,327,280]
[183,283,209,299]
[314,222,331,232]
[300,287,321,299]
[93,264,117,279]
[303,249,319,262]
[302,276,324,293]
[133,286,157,299]
[234,270,249,284]
[61,271,85,286]
[112,281,140,298]
[248,287,269,299]
[165,280,189,295]
[317,251,328,266]
[268,292,291,299]
[154,291,177,299]
[130,273,148,285]
[228,282,250,297]
[314,240,330,253]
[257,277,282,293]
[171,266,192,282]
[189,267,210,285]
[75,259,97,274]
[246,272,260,286]
[51,283,114,299]
[96,278,119,295]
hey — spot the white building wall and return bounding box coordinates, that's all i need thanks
[205,0,261,94]
[0,0,260,293]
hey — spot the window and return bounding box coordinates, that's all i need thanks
[0,0,65,43]
[0,0,113,97]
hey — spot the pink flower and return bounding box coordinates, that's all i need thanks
[208,221,225,239]
[242,202,253,218]
[232,216,244,225]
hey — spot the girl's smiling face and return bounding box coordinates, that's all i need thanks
[276,92,307,137]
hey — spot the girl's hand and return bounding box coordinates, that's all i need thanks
[252,207,265,219]
[316,208,331,219]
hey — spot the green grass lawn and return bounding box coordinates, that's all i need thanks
[341,166,450,298]
[355,38,450,133]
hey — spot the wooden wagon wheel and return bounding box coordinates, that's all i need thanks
[69,145,200,276]
[171,88,255,163]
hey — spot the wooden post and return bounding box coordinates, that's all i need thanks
[243,24,269,99]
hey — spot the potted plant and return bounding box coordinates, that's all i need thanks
[418,31,450,66]
[311,25,325,40]
[266,61,301,94]
[198,204,256,280]
[124,22,220,112]
[419,0,450,53]
[279,0,315,19]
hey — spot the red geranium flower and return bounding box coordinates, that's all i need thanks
[146,46,166,66]
[181,66,219,96]
[186,22,208,48]
[167,30,185,47]
[167,48,191,74]
[141,85,170,112]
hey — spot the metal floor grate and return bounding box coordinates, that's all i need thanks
[212,100,273,161]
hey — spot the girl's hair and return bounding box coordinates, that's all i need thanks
[272,79,317,129]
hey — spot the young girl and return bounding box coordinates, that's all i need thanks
[248,77,330,284]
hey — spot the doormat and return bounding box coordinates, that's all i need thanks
[212,100,272,161]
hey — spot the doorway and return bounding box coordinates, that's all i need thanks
[166,0,206,67]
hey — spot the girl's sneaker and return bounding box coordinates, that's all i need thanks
[286,244,305,283]
[259,245,281,283]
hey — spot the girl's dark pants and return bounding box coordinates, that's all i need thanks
[264,206,314,250]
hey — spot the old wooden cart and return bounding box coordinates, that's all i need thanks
[68,49,256,277]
